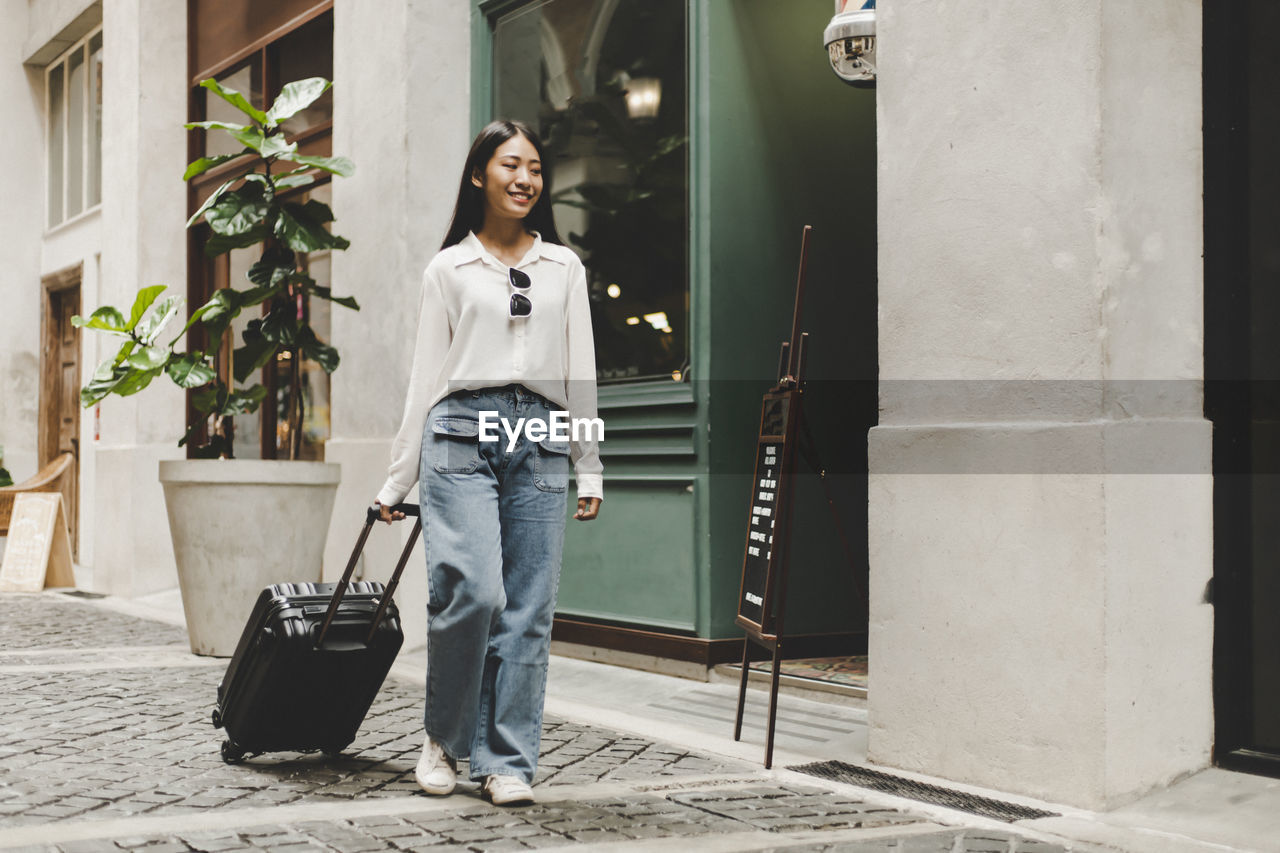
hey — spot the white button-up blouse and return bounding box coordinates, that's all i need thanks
[376,231,603,507]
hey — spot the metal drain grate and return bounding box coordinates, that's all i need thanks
[789,760,1059,822]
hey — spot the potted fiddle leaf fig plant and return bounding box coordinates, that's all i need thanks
[74,76,358,655]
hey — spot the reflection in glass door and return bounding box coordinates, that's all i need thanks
[492,0,689,383]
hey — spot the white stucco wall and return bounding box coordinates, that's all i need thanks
[324,0,473,650]
[22,0,101,63]
[869,0,1210,809]
[3,0,104,568]
[0,0,45,486]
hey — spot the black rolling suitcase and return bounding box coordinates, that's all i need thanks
[212,503,420,763]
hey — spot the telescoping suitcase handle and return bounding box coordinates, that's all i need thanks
[315,503,420,648]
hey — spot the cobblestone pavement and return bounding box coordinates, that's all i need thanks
[0,594,1093,852]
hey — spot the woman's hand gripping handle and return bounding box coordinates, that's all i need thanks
[372,502,416,525]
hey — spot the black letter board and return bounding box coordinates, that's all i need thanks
[736,388,800,638]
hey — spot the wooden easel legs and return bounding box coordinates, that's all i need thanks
[733,637,750,741]
[733,632,785,769]
[766,637,782,769]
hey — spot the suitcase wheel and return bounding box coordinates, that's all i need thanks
[220,740,246,764]
[211,707,223,729]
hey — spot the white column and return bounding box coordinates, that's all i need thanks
[868,0,1210,808]
[326,0,473,648]
[93,0,187,595]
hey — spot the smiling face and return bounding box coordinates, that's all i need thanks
[472,133,543,226]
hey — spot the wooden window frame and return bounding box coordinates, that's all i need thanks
[189,0,333,87]
[185,5,334,459]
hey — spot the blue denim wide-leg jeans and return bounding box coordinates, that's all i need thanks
[419,385,569,783]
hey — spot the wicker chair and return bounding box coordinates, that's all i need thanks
[0,453,75,536]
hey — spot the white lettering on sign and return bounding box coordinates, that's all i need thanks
[750,530,766,542]
[757,491,775,502]
[758,478,776,489]
[748,546,759,556]
[745,592,763,606]
[759,507,772,517]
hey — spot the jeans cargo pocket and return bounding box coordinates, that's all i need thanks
[430,416,482,474]
[533,436,570,493]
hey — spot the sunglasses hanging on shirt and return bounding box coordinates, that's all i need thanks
[509,267,532,318]
[508,267,531,317]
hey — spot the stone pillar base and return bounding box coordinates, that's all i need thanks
[867,419,1213,809]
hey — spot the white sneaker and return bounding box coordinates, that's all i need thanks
[414,737,457,795]
[482,774,534,806]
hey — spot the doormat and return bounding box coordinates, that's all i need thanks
[746,655,867,689]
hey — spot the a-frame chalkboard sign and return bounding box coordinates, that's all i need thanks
[733,225,815,769]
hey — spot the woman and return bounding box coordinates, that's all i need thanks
[374,119,603,806]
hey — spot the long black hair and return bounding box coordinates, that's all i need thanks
[440,119,564,250]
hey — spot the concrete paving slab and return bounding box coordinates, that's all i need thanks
[542,653,869,769]
[1032,769,1280,853]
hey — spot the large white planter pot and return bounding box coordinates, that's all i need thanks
[159,460,341,656]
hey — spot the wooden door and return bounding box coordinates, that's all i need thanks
[40,273,81,556]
